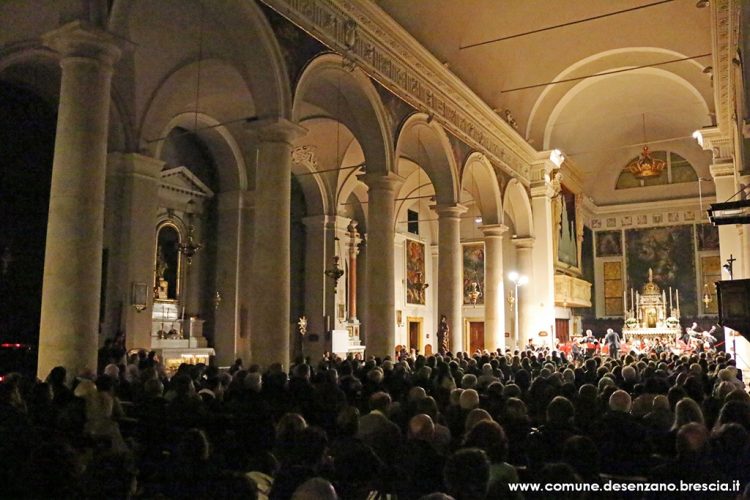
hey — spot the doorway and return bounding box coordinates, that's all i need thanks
[555,318,570,343]
[407,317,423,354]
[468,321,485,353]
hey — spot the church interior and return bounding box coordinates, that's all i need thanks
[5,1,750,498]
[0,0,748,377]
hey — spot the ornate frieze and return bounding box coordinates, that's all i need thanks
[260,0,536,183]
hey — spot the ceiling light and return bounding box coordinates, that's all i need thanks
[627,114,666,179]
[692,130,704,148]
[627,146,666,179]
[549,149,565,167]
[475,216,483,224]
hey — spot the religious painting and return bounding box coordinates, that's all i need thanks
[462,243,485,305]
[555,185,579,268]
[625,225,697,317]
[406,239,427,305]
[596,230,622,257]
[697,223,720,251]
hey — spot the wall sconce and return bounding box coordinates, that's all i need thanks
[131,282,148,312]
[396,309,404,327]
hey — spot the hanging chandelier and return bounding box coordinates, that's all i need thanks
[627,145,666,179]
[627,114,666,180]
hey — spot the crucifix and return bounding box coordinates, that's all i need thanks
[723,254,736,280]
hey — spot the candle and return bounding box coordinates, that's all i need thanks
[676,289,680,311]
[669,287,673,312]
[623,290,627,314]
[631,288,635,313]
[636,292,640,320]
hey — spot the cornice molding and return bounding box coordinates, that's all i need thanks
[260,0,536,183]
[710,0,741,135]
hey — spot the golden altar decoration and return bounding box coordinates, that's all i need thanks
[623,268,681,342]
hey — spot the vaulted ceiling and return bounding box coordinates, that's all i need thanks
[374,0,716,204]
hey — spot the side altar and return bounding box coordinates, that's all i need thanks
[622,269,682,342]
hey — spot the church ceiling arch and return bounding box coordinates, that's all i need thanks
[294,52,394,176]
[155,112,246,194]
[461,152,503,226]
[395,113,459,206]
[109,0,291,141]
[503,179,533,239]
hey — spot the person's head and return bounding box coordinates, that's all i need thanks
[715,400,750,430]
[459,389,479,411]
[464,408,492,434]
[462,420,509,463]
[676,422,709,459]
[291,477,337,500]
[607,328,614,335]
[673,398,705,430]
[177,428,211,463]
[335,406,359,437]
[369,391,392,414]
[408,413,435,441]
[244,372,263,393]
[443,448,490,500]
[609,390,632,413]
[276,413,307,442]
[546,396,575,425]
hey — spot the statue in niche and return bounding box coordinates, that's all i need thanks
[155,245,169,300]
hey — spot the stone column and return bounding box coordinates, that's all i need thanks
[481,224,508,353]
[530,181,557,346]
[435,204,467,353]
[362,173,402,358]
[356,235,368,344]
[347,220,360,321]
[512,237,535,348]
[106,153,163,351]
[38,22,122,379]
[214,190,253,366]
[249,119,306,370]
[301,214,337,361]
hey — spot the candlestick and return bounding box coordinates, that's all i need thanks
[631,288,635,315]
[669,287,673,313]
[623,290,627,315]
[676,289,679,311]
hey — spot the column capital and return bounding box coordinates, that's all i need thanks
[302,214,337,230]
[530,182,556,199]
[512,236,535,249]
[247,117,307,144]
[217,190,255,212]
[480,224,509,238]
[43,20,124,66]
[108,152,164,179]
[360,172,404,192]
[432,203,468,218]
[710,162,736,179]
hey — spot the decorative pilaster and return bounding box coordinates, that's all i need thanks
[247,118,306,370]
[529,163,558,346]
[38,22,123,380]
[105,153,163,352]
[362,172,403,358]
[301,214,338,361]
[480,224,508,352]
[435,203,467,353]
[214,190,254,366]
[347,220,360,321]
[512,237,535,348]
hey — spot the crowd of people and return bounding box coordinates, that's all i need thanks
[1,340,750,499]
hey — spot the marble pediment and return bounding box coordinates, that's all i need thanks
[160,166,214,200]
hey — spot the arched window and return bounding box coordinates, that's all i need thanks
[615,151,698,189]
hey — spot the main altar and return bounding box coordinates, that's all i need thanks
[623,269,682,342]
